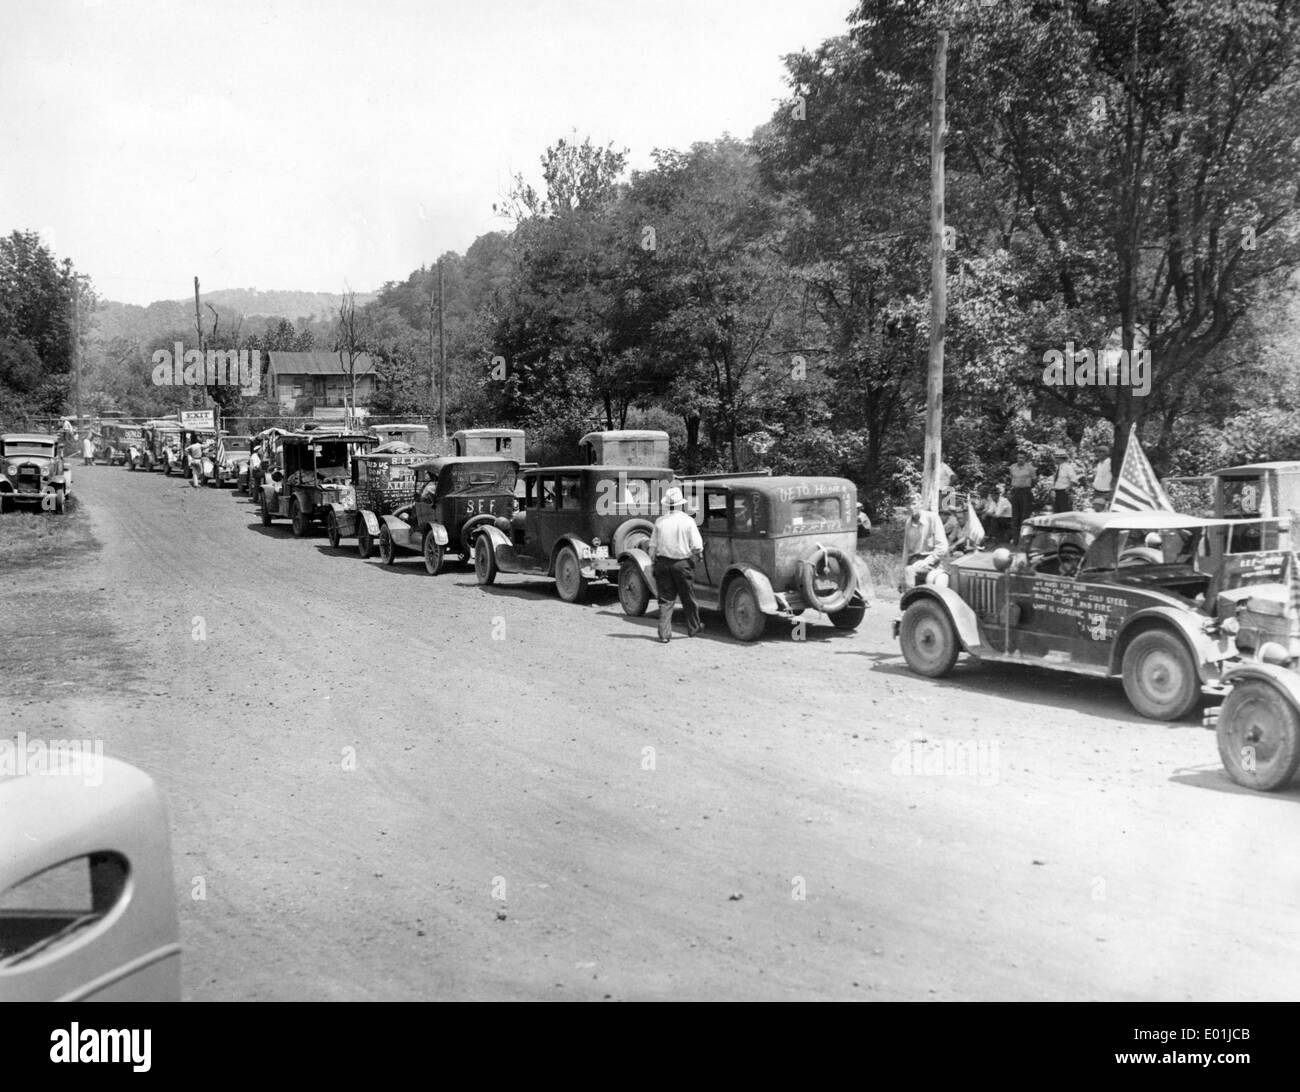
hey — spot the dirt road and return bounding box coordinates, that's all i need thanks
[4,464,1299,1000]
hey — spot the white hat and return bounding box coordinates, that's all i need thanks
[662,486,686,509]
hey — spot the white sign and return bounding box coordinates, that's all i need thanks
[180,410,215,429]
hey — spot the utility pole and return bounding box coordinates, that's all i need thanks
[71,279,82,424]
[922,29,948,513]
[438,258,447,442]
[193,276,206,412]
[429,277,437,423]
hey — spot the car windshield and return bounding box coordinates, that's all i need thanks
[3,443,55,458]
[224,438,251,452]
[444,463,517,493]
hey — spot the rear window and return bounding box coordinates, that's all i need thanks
[790,497,842,525]
[1220,477,1270,517]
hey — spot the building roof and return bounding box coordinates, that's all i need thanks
[266,351,376,377]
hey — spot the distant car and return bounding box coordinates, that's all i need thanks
[474,464,677,601]
[0,433,71,513]
[0,756,180,1000]
[893,510,1266,721]
[617,475,873,640]
[257,430,379,536]
[375,456,519,574]
[200,435,252,488]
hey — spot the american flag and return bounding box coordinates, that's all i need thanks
[1109,425,1174,513]
[215,433,225,464]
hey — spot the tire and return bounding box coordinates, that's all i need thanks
[423,530,444,575]
[798,545,857,615]
[326,510,341,549]
[53,489,65,514]
[612,518,656,556]
[474,534,498,585]
[290,499,307,537]
[829,602,867,630]
[618,560,650,616]
[899,599,959,677]
[0,496,9,514]
[1217,679,1300,791]
[554,545,588,603]
[1121,629,1200,721]
[379,525,397,565]
[460,514,497,555]
[724,578,767,642]
[357,523,373,559]
[260,495,272,526]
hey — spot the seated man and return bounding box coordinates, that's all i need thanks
[1057,534,1087,578]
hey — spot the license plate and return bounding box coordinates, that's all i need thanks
[594,545,609,559]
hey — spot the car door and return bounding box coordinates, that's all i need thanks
[695,488,732,595]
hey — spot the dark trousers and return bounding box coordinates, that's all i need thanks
[654,557,701,640]
[1053,488,1072,513]
[1010,487,1033,536]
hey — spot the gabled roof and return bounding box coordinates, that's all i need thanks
[266,351,376,377]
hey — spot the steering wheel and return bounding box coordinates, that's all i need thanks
[1118,546,1163,567]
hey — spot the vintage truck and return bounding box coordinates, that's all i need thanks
[578,429,668,467]
[257,430,378,536]
[452,428,526,462]
[326,446,426,557]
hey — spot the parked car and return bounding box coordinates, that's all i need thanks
[578,430,668,467]
[474,464,677,601]
[118,426,148,470]
[257,430,378,536]
[244,426,292,497]
[200,434,252,488]
[452,427,526,462]
[326,446,426,557]
[145,422,182,474]
[97,423,131,466]
[0,433,71,513]
[371,423,433,452]
[375,456,519,573]
[0,756,180,1000]
[617,475,872,640]
[893,510,1269,721]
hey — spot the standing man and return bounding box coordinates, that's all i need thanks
[81,433,95,466]
[1091,445,1113,511]
[186,433,204,488]
[1051,448,1080,512]
[937,460,956,509]
[649,485,704,643]
[900,490,950,590]
[1008,448,1036,533]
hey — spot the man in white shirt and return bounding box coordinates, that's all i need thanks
[1091,445,1113,511]
[1051,449,1080,512]
[186,436,205,488]
[649,485,704,643]
[900,490,949,590]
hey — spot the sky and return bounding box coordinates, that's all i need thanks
[0,0,856,305]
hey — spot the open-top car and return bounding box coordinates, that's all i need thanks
[257,430,378,536]
[474,464,676,601]
[617,475,873,641]
[326,445,426,557]
[199,434,251,488]
[0,433,71,513]
[893,510,1281,721]
[375,456,519,574]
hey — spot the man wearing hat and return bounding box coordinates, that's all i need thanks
[649,485,705,642]
[1051,449,1079,513]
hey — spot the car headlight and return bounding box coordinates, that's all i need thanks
[1219,616,1240,636]
[41,466,50,478]
[4,466,13,478]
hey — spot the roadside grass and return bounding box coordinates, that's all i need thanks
[860,524,905,599]
[0,497,97,570]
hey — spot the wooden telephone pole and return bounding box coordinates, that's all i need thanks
[922,29,948,513]
[438,258,447,442]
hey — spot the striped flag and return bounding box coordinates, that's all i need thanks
[215,433,225,464]
[966,498,986,547]
[1285,552,1300,661]
[1109,425,1174,513]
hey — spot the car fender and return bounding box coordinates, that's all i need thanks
[899,587,982,652]
[618,546,657,597]
[1112,607,1217,680]
[553,534,600,577]
[292,488,315,514]
[328,502,358,536]
[423,521,450,547]
[722,564,781,615]
[850,553,875,605]
[1220,660,1300,709]
[359,509,383,536]
[478,523,518,570]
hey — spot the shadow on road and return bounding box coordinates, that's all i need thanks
[1169,767,1300,800]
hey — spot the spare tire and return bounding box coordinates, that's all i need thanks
[613,517,656,556]
[798,544,858,615]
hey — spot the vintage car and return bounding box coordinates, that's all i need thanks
[144,421,183,474]
[1206,461,1300,552]
[474,464,677,601]
[244,426,292,496]
[892,510,1285,721]
[375,456,520,574]
[617,475,873,640]
[578,429,668,467]
[0,756,180,1000]
[325,445,426,557]
[96,423,131,466]
[371,423,433,452]
[453,427,526,462]
[199,434,252,488]
[0,433,72,513]
[258,430,378,536]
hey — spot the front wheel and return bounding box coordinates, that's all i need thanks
[357,523,373,559]
[618,560,650,616]
[379,525,397,565]
[423,531,444,575]
[290,499,307,537]
[1216,680,1300,791]
[724,578,766,642]
[326,510,342,549]
[474,534,498,585]
[1121,629,1200,721]
[260,495,272,526]
[899,599,959,677]
[554,545,588,603]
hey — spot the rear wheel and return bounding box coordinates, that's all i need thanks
[290,499,307,537]
[1121,629,1199,721]
[474,534,498,585]
[1217,679,1300,791]
[379,525,397,565]
[357,523,373,559]
[326,511,341,549]
[829,602,867,630]
[899,599,959,677]
[260,495,272,526]
[724,578,766,642]
[554,545,588,603]
[618,560,650,616]
[423,531,444,575]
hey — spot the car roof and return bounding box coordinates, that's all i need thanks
[411,456,519,471]
[1025,510,1241,533]
[281,431,376,443]
[455,428,524,436]
[524,465,675,475]
[1210,462,1300,475]
[1,433,57,443]
[685,475,854,495]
